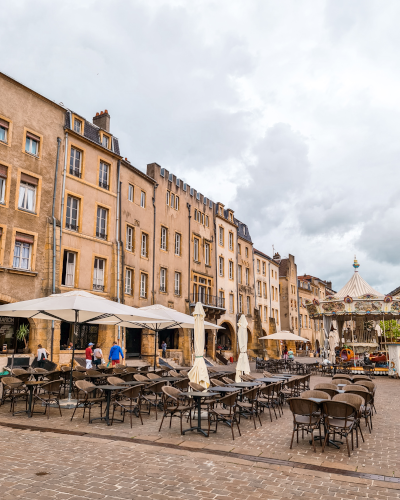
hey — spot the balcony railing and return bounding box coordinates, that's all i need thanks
[99,181,109,190]
[66,222,78,231]
[96,230,107,240]
[190,293,225,309]
[93,283,104,292]
[69,168,81,178]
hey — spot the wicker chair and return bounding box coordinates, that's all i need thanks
[159,386,193,434]
[344,384,368,393]
[147,373,161,380]
[352,375,372,382]
[107,376,126,386]
[208,392,241,440]
[210,378,226,387]
[356,381,377,413]
[32,379,63,419]
[11,368,29,377]
[262,371,274,378]
[1,376,28,414]
[258,384,280,421]
[287,398,322,452]
[125,367,139,374]
[173,378,189,392]
[314,383,339,398]
[168,370,180,377]
[134,374,149,382]
[321,400,357,457]
[301,390,330,400]
[222,377,234,385]
[141,380,166,419]
[179,370,190,377]
[331,378,350,386]
[188,382,217,409]
[111,384,145,427]
[236,387,261,429]
[71,380,105,422]
[332,393,365,448]
[332,374,352,381]
[344,389,374,432]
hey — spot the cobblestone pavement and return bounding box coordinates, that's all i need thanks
[1,424,400,500]
[0,373,399,499]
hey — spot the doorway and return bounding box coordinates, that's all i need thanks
[126,328,142,358]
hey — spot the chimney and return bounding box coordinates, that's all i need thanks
[93,110,110,132]
[273,252,281,261]
[326,281,332,289]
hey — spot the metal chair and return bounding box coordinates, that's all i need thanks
[321,400,357,457]
[208,392,241,440]
[0,376,28,414]
[332,393,365,448]
[287,398,322,452]
[71,380,105,422]
[237,387,262,429]
[111,384,145,427]
[32,379,63,419]
[159,386,193,434]
[301,390,330,400]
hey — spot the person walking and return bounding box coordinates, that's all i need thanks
[109,341,124,367]
[283,346,288,361]
[85,342,94,369]
[37,344,49,368]
[93,343,103,369]
[288,348,294,360]
[161,340,167,358]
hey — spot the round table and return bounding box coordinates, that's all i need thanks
[90,385,128,425]
[183,391,215,437]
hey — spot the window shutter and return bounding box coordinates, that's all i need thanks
[15,232,34,244]
[20,173,38,186]
[0,165,7,179]
[26,131,40,141]
[0,119,9,129]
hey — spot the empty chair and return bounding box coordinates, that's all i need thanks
[34,368,48,374]
[173,378,189,392]
[107,376,126,386]
[168,370,180,378]
[301,390,330,400]
[332,374,352,381]
[333,393,365,448]
[111,384,144,427]
[32,379,63,419]
[71,380,105,422]
[11,368,28,377]
[258,384,280,421]
[179,370,190,377]
[147,373,161,380]
[332,378,351,386]
[142,380,166,419]
[208,392,241,440]
[75,365,87,372]
[321,400,357,457]
[356,380,375,393]
[237,387,261,429]
[134,374,149,382]
[344,384,368,393]
[0,376,28,414]
[288,398,322,452]
[125,367,139,374]
[263,371,274,378]
[352,375,372,382]
[210,378,226,387]
[159,386,193,434]
[189,382,217,408]
[314,383,339,398]
[222,377,234,385]
[344,388,374,432]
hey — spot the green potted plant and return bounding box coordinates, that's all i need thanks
[16,323,30,353]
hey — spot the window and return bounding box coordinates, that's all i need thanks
[140,273,147,298]
[170,193,175,208]
[141,232,148,257]
[229,232,233,251]
[276,310,279,325]
[229,294,234,314]
[262,262,266,275]
[263,282,267,298]
[246,296,251,315]
[205,242,210,265]
[238,265,242,284]
[197,211,201,223]
[66,195,79,231]
[219,227,224,246]
[259,305,262,318]
[194,238,199,262]
[93,258,105,291]
[166,191,170,206]
[74,118,82,134]
[99,161,109,190]
[219,257,224,276]
[239,294,243,314]
[25,132,40,156]
[161,226,167,251]
[175,196,179,210]
[128,184,134,202]
[245,247,249,258]
[69,147,82,177]
[96,207,107,239]
[174,272,181,295]
[102,135,109,149]
[272,269,274,278]
[201,213,204,225]
[141,191,146,208]
[275,271,277,279]
[194,209,197,220]
[125,268,133,295]
[175,233,181,256]
[62,251,76,287]
[257,281,261,296]
[229,260,233,280]
[126,226,134,252]
[13,233,33,270]
[18,175,37,212]
[0,119,9,143]
[245,267,249,286]
[257,260,260,273]
[238,243,241,255]
[264,306,268,322]
[160,268,167,292]
[206,215,209,227]
[0,165,7,203]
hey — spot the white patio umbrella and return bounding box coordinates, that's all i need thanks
[0,290,169,399]
[258,331,308,342]
[235,314,251,382]
[92,303,223,370]
[188,303,210,388]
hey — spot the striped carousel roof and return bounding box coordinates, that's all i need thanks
[334,270,383,299]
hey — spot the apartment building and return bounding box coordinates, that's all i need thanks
[215,203,238,359]
[254,249,280,335]
[274,253,299,335]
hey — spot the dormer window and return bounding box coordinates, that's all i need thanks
[102,135,109,148]
[74,118,82,134]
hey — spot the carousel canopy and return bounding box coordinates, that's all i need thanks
[333,269,383,299]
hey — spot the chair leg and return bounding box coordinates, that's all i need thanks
[322,430,329,453]
[311,429,316,453]
[290,426,296,449]
[111,404,116,426]
[71,404,78,421]
[159,413,166,432]
[345,435,351,457]
[58,400,62,417]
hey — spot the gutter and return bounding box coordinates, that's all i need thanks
[60,123,69,251]
[152,183,158,304]
[187,203,191,304]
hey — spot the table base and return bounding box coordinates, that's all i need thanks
[182,426,209,437]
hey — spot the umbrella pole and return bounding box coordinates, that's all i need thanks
[153,327,158,371]
[68,310,78,401]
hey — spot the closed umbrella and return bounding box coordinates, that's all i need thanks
[188,302,210,389]
[235,314,251,382]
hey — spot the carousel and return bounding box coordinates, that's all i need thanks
[306,258,400,376]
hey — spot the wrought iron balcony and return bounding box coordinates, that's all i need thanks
[190,293,225,309]
[96,230,107,240]
[93,283,104,292]
[99,181,109,190]
[66,222,78,231]
[69,168,81,178]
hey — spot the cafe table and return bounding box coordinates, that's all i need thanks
[272,374,292,379]
[258,377,285,384]
[90,385,128,426]
[25,380,46,417]
[183,391,215,437]
[303,397,342,449]
[227,382,261,388]
[209,386,239,395]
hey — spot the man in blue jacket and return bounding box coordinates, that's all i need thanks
[109,341,124,366]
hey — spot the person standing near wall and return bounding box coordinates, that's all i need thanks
[85,342,94,369]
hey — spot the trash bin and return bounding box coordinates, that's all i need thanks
[229,356,234,363]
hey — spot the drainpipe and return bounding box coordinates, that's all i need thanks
[50,137,61,362]
[60,127,69,251]
[152,183,158,305]
[116,160,121,345]
[297,276,301,337]
[187,203,191,303]
[214,218,218,302]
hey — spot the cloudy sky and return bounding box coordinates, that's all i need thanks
[2,0,399,293]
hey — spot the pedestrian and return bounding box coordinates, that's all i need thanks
[37,344,49,368]
[109,341,124,367]
[288,348,294,360]
[161,340,167,358]
[85,342,94,369]
[67,342,73,350]
[283,346,288,361]
[93,343,103,369]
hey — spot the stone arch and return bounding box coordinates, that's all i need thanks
[247,327,253,346]
[217,320,236,351]
[261,329,267,337]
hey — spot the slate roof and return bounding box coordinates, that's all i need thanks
[234,218,252,243]
[65,110,120,156]
[388,285,400,297]
[253,248,273,261]
[278,258,289,277]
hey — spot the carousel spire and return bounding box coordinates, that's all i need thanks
[353,255,360,272]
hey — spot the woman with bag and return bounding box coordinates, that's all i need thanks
[93,343,103,369]
[37,344,49,368]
